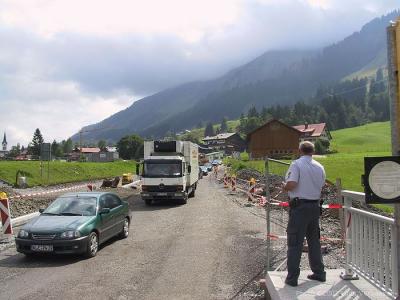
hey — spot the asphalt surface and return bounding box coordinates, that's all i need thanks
[0,175,267,300]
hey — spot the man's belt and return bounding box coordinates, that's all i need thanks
[297,198,319,203]
[288,197,320,208]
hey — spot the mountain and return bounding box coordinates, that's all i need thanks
[72,10,399,143]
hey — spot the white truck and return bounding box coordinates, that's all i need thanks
[137,140,199,205]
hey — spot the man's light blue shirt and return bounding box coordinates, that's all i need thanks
[285,155,326,200]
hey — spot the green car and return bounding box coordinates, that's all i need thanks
[15,192,131,258]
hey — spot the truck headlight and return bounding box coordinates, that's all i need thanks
[18,229,29,238]
[60,230,81,239]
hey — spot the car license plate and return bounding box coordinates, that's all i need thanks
[157,192,167,196]
[31,245,53,252]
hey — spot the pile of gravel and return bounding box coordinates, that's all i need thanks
[237,168,339,205]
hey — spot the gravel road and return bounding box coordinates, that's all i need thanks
[0,175,267,300]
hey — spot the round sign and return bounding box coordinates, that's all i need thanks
[368,160,400,199]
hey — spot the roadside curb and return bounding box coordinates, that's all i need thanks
[12,212,40,227]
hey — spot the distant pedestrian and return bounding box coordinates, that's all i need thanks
[282,141,326,287]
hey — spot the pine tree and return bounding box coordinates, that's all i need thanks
[204,122,215,137]
[97,140,107,150]
[247,106,259,118]
[220,117,228,133]
[29,128,44,156]
[63,138,73,154]
[51,140,59,157]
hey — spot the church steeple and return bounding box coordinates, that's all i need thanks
[2,132,7,151]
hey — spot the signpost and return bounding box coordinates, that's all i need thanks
[40,143,51,185]
[387,17,400,298]
[364,156,400,204]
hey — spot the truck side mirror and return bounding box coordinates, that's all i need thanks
[136,164,140,176]
[188,165,191,174]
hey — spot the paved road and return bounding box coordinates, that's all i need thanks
[0,175,267,300]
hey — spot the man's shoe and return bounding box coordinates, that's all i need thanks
[307,273,326,282]
[284,279,298,287]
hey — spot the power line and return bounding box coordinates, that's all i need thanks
[325,77,388,98]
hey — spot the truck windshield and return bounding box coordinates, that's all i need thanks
[144,162,182,178]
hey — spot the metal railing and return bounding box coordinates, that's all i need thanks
[342,190,398,299]
[265,158,291,271]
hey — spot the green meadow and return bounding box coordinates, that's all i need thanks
[0,160,136,187]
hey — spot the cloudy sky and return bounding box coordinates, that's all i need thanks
[0,0,398,147]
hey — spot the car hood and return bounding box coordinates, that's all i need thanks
[24,215,95,232]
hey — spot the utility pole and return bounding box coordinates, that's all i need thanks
[387,17,400,298]
[79,130,83,158]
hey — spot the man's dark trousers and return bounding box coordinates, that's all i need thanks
[286,201,325,282]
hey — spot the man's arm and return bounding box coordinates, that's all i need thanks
[283,181,298,191]
[283,162,299,192]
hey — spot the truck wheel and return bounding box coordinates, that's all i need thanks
[145,199,152,206]
[180,197,187,205]
[188,189,195,198]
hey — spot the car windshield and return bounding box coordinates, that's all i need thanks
[144,162,182,177]
[44,196,97,216]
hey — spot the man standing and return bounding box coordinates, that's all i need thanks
[282,141,326,287]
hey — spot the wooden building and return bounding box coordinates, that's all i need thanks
[202,133,246,155]
[247,119,301,159]
[69,147,119,162]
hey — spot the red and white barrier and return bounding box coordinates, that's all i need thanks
[0,193,13,235]
[231,176,237,192]
[223,174,228,188]
[248,179,256,201]
[8,183,93,200]
[268,200,344,209]
[267,233,343,242]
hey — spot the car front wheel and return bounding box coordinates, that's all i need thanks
[119,218,129,239]
[85,232,99,258]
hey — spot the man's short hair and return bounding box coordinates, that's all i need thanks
[299,141,315,155]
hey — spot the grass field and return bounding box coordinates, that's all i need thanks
[330,121,391,153]
[0,160,136,187]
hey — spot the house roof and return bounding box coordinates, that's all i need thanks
[292,123,327,137]
[203,133,236,141]
[247,119,301,138]
[78,147,101,153]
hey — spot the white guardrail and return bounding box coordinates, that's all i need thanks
[342,190,398,299]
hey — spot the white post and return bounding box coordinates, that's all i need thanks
[340,195,359,280]
[387,18,400,298]
[265,158,271,271]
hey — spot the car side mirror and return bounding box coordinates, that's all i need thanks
[39,208,45,213]
[99,208,111,214]
[188,165,191,174]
